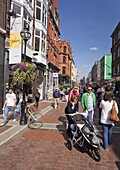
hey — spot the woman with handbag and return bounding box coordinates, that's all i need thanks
[100,92,119,150]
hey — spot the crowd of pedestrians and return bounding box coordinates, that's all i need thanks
[63,84,119,150]
[0,83,119,151]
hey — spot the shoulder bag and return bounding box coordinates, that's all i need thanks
[109,101,119,122]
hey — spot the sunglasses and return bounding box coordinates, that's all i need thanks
[88,89,92,90]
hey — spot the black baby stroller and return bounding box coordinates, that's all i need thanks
[65,113,101,162]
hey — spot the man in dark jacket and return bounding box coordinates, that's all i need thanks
[34,89,40,107]
[97,86,105,124]
[53,88,60,108]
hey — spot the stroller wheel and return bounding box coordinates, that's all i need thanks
[90,148,101,162]
[66,138,73,151]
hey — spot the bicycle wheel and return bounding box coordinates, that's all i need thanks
[28,121,43,129]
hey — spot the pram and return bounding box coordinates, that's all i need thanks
[65,113,101,162]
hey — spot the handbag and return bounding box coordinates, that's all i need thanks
[109,101,119,122]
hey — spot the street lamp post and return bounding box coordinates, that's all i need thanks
[20,27,31,125]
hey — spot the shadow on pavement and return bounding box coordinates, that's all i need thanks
[115,161,120,170]
[56,124,68,140]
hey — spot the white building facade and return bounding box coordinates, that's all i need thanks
[9,0,49,100]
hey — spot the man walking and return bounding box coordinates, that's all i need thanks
[1,88,17,126]
[97,85,105,124]
[53,87,60,108]
[81,85,96,124]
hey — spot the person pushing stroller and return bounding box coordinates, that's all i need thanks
[65,95,79,135]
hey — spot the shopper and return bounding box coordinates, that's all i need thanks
[1,88,17,126]
[34,89,40,107]
[100,92,118,150]
[81,85,96,124]
[53,87,60,108]
[97,85,105,124]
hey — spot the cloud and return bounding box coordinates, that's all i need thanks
[89,47,99,51]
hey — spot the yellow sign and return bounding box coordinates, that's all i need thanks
[10,32,22,48]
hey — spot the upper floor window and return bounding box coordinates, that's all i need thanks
[63,56,66,63]
[63,46,67,54]
[13,4,21,15]
[113,37,116,45]
[62,67,66,74]
[35,29,40,51]
[118,47,120,57]
[54,8,59,26]
[41,31,45,53]
[117,64,120,74]
[36,0,41,21]
[113,51,115,61]
[118,31,120,40]
[42,4,47,27]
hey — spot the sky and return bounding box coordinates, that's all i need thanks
[58,0,120,79]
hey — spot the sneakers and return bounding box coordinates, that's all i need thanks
[13,119,16,122]
[0,123,5,126]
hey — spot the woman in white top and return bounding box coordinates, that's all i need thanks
[100,92,118,150]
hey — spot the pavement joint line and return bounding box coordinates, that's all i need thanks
[0,105,53,146]
[0,125,27,146]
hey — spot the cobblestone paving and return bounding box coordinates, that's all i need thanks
[0,129,120,170]
[0,101,120,170]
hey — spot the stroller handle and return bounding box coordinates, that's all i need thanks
[65,112,79,116]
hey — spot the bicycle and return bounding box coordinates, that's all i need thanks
[26,106,43,129]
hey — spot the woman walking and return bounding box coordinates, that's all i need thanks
[100,92,118,150]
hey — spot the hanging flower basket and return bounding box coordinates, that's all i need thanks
[11,62,35,85]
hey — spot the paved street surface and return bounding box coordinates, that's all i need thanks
[0,100,120,170]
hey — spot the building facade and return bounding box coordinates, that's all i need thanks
[46,0,60,99]
[0,0,11,109]
[100,54,112,84]
[111,22,120,96]
[58,40,72,86]
[9,0,49,100]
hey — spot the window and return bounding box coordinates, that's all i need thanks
[36,0,41,21]
[113,51,115,61]
[54,8,59,26]
[62,67,66,74]
[117,64,120,74]
[63,46,67,53]
[118,47,120,57]
[118,31,120,40]
[35,29,40,51]
[63,56,66,63]
[41,31,45,53]
[13,4,21,15]
[23,10,27,20]
[42,4,47,27]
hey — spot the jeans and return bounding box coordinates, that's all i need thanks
[17,103,21,119]
[4,106,16,125]
[102,124,112,149]
[85,110,94,124]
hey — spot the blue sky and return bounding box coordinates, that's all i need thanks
[58,0,120,79]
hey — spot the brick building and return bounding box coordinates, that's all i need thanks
[58,40,72,86]
[47,0,60,91]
